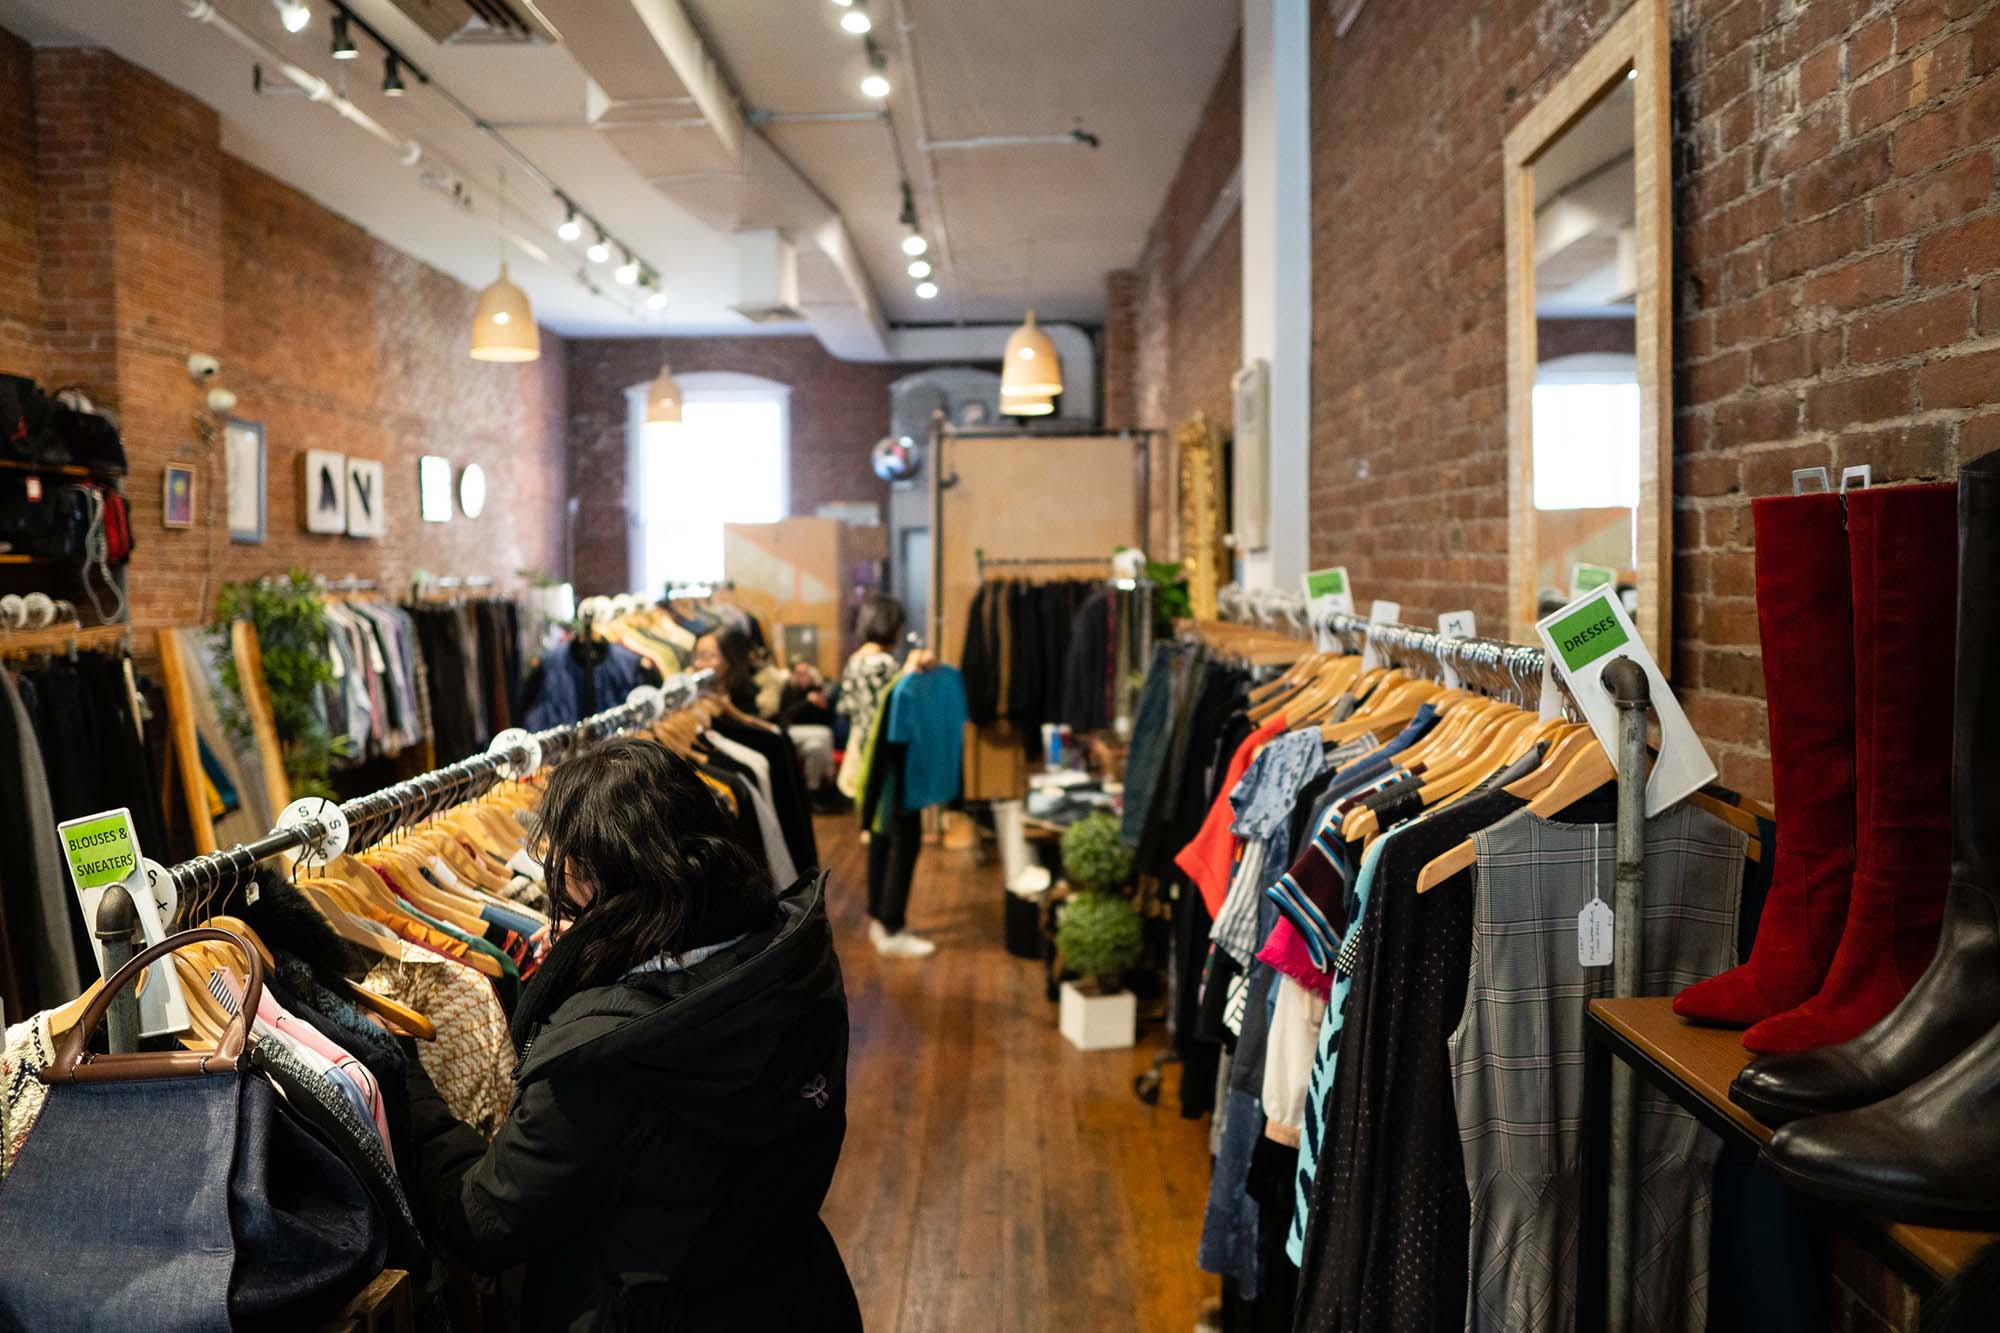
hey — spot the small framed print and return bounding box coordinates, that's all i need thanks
[420,455,453,523]
[303,449,347,534]
[224,419,265,545]
[345,458,385,539]
[163,464,196,529]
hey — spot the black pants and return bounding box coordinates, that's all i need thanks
[867,810,923,932]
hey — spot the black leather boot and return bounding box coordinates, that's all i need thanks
[1755,455,2000,1225]
[1732,456,2000,1127]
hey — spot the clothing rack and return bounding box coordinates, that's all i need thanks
[973,552,1110,581]
[161,668,714,899]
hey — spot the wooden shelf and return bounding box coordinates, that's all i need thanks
[0,621,130,656]
[0,455,96,480]
[1586,995,1996,1294]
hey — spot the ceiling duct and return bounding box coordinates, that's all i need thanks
[731,229,802,323]
[381,0,556,46]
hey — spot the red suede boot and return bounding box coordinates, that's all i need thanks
[1674,493,1856,1027]
[1743,482,1958,1054]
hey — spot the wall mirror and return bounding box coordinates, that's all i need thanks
[1506,0,1671,662]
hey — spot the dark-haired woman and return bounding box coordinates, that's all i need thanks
[406,736,859,1331]
[836,593,937,959]
[691,623,761,715]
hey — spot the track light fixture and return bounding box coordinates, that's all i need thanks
[274,0,311,34]
[901,232,928,257]
[381,53,407,97]
[586,231,611,264]
[860,41,890,99]
[615,254,640,285]
[908,259,931,279]
[329,10,356,58]
[841,8,872,34]
[556,206,582,242]
[915,281,938,300]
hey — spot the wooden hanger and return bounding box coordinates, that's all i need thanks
[1414,736,1614,893]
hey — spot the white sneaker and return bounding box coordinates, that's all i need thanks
[872,927,938,958]
[868,920,890,949]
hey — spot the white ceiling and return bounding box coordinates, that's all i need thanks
[0,0,1238,343]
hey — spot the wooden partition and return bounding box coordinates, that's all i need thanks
[724,517,886,673]
[934,434,1144,663]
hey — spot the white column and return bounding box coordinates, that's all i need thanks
[1240,0,1312,589]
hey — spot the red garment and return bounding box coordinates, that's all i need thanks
[1175,713,1289,918]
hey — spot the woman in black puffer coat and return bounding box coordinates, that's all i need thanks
[407,736,859,1331]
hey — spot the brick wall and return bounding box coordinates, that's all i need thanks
[566,336,906,596]
[1115,32,1245,435]
[0,30,43,381]
[7,40,566,634]
[1306,0,2000,804]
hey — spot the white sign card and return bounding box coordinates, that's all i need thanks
[1535,586,1716,816]
[1359,599,1401,671]
[1437,610,1475,689]
[1300,566,1354,651]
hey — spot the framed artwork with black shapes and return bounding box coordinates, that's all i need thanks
[346,458,385,538]
[303,449,346,534]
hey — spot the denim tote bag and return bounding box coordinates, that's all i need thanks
[0,928,384,1331]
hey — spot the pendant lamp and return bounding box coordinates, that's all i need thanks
[469,264,540,362]
[1001,308,1062,398]
[1001,389,1054,417]
[645,364,683,424]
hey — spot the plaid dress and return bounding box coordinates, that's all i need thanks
[1453,802,1744,1333]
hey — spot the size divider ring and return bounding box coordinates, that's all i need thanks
[488,727,543,781]
[278,796,350,867]
[141,858,177,925]
[626,683,667,719]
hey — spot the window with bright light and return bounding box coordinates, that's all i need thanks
[1531,354,1640,511]
[630,378,789,596]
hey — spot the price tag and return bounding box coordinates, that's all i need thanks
[1579,826,1613,968]
[1301,566,1354,649]
[1578,899,1615,968]
[1359,599,1401,671]
[1437,611,1475,689]
[1569,562,1617,601]
[1536,586,1717,816]
[58,808,191,1038]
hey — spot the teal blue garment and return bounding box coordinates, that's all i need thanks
[1285,828,1398,1266]
[883,665,968,812]
[196,733,240,814]
[390,894,521,979]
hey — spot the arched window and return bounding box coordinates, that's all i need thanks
[625,371,792,596]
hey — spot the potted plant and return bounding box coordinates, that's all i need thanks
[1055,814,1142,1050]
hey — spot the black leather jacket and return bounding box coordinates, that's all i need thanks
[408,873,859,1332]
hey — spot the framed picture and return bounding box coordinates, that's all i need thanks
[420,455,452,523]
[302,449,347,534]
[345,458,385,539]
[162,464,196,529]
[224,419,265,545]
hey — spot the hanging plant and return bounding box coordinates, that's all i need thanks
[213,569,343,800]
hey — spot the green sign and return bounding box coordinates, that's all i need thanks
[1550,596,1630,674]
[61,810,139,890]
[1571,563,1616,597]
[1302,566,1349,598]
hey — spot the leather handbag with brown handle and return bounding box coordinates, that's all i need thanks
[0,927,388,1331]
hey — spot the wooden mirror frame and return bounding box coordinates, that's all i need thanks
[1505,0,1672,664]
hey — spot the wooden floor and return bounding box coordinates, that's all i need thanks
[815,815,1216,1333]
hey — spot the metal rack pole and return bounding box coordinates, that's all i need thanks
[1602,655,1653,1333]
[165,669,713,899]
[93,886,142,1055]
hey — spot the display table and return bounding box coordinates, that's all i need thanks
[1581,997,1994,1319]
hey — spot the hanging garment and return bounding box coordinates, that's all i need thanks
[1453,802,1743,1333]
[882,664,968,812]
[0,669,84,1014]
